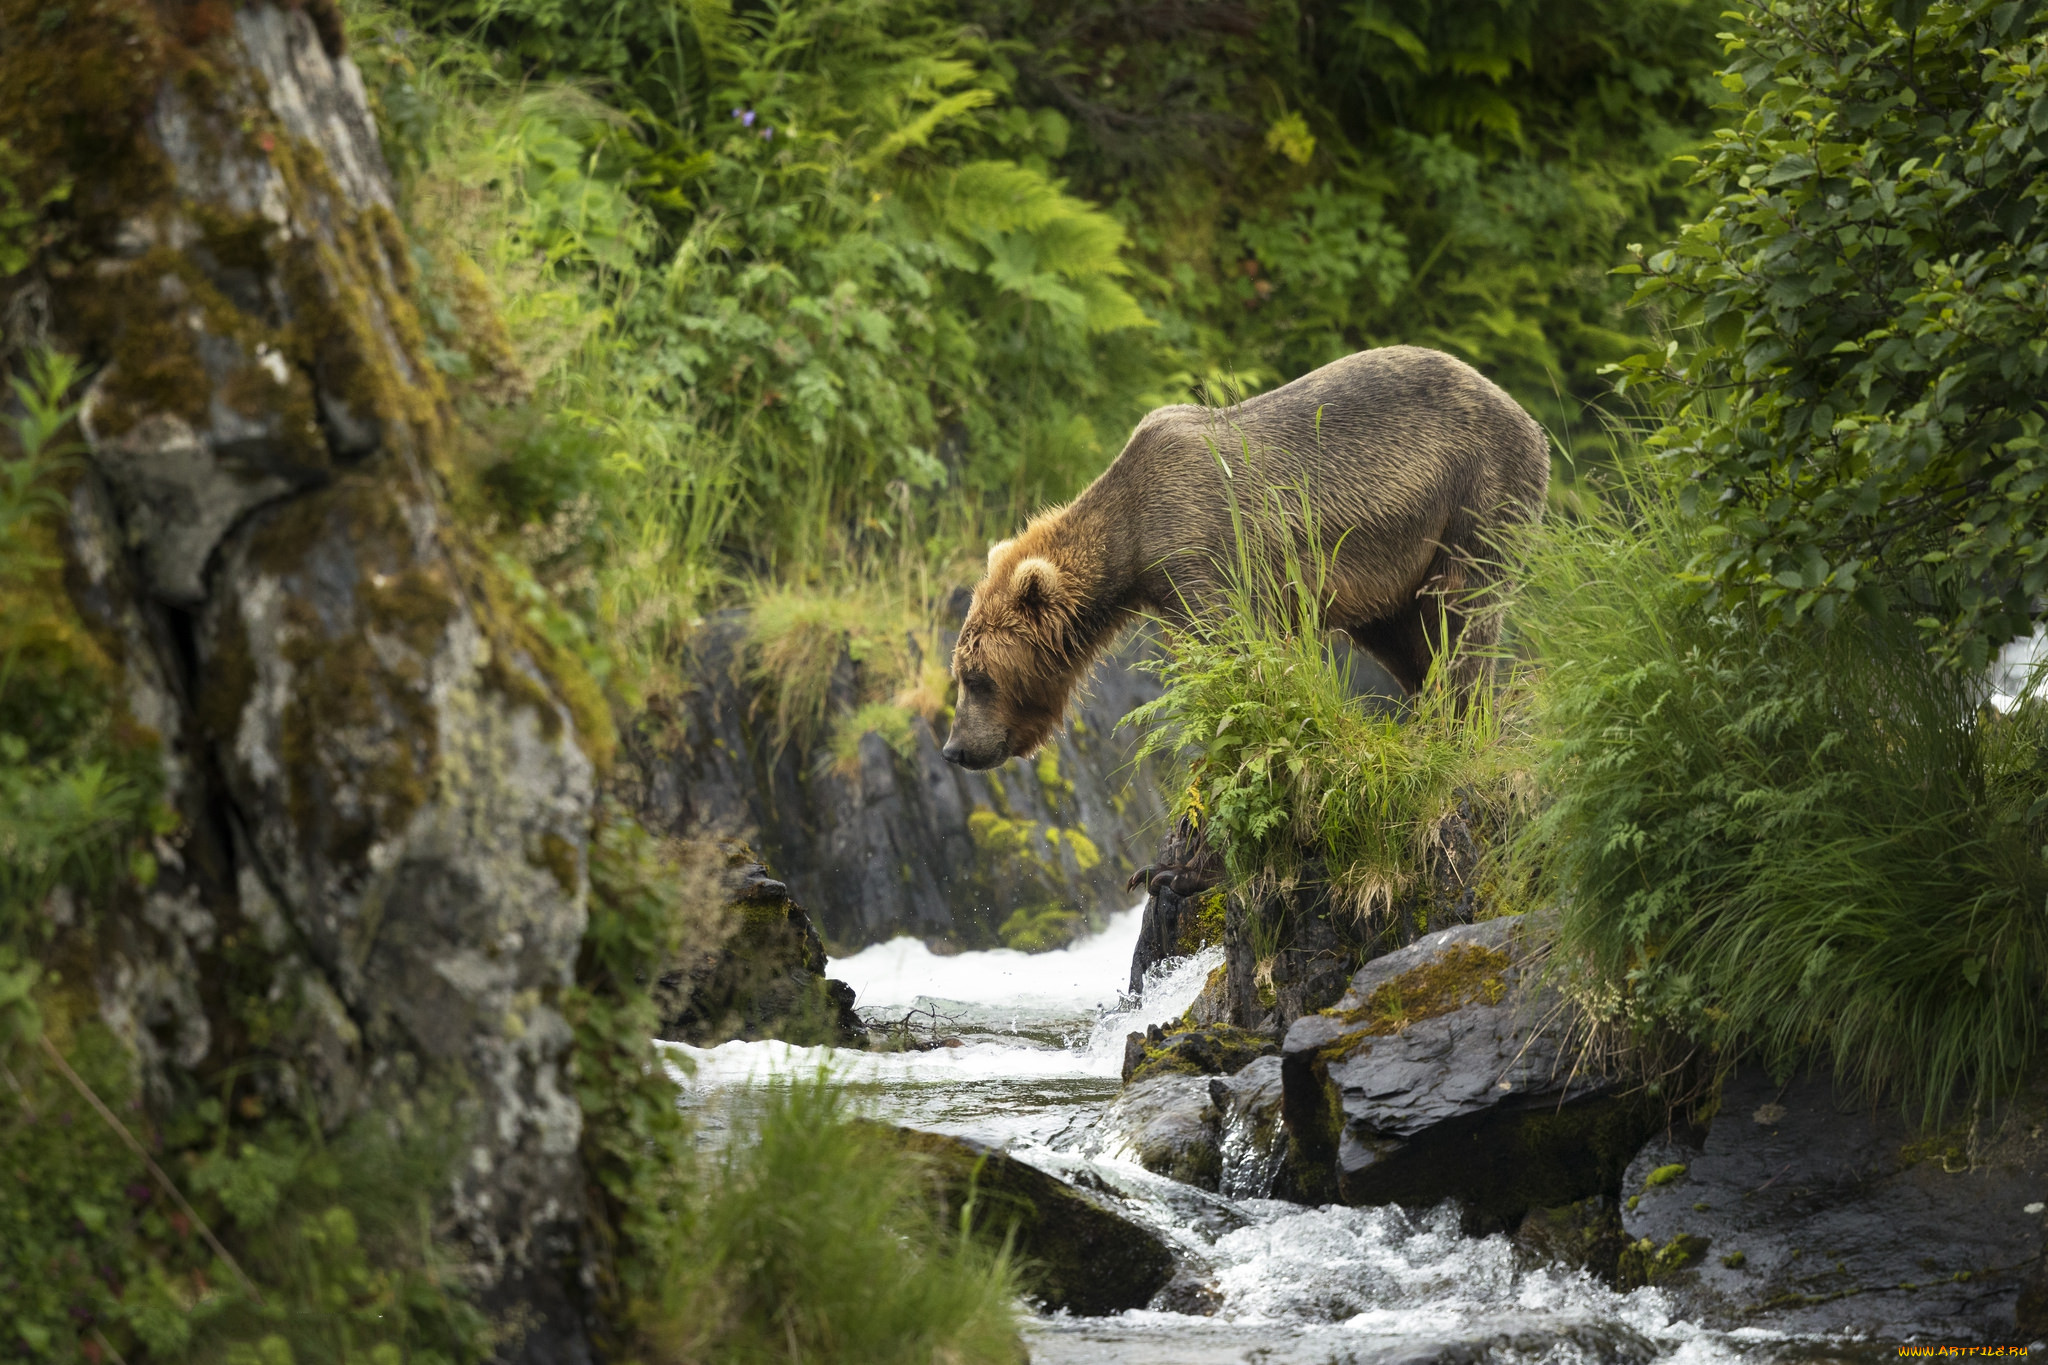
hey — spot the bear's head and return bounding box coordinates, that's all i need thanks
[943,539,1082,769]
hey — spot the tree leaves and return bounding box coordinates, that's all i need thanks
[1618,0,2048,665]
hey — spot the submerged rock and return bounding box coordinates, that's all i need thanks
[889,1127,1176,1315]
[651,860,860,1046]
[1618,1067,2048,1339]
[1280,916,1657,1228]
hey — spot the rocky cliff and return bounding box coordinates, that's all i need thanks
[5,8,606,1355]
[620,611,1174,951]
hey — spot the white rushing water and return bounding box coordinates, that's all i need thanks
[662,906,1795,1364]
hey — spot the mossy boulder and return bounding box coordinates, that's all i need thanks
[887,1126,1176,1315]
[615,613,1171,951]
[651,861,860,1046]
[1280,915,1659,1229]
[1122,1020,1278,1085]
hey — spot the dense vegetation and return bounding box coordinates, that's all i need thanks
[14,0,2048,1359]
[347,0,1723,640]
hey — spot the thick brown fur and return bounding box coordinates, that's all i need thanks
[944,346,1550,769]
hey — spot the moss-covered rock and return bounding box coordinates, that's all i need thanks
[616,613,1171,950]
[1618,1066,2048,1338]
[1280,915,1659,1231]
[651,860,860,1046]
[7,7,609,1353]
[888,1126,1176,1315]
[1122,1020,1278,1085]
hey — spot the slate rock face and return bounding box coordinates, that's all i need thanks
[617,613,1170,950]
[1619,1068,2048,1339]
[1281,916,1657,1228]
[890,1127,1177,1315]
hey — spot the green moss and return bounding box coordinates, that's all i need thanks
[1034,746,1074,807]
[1126,1022,1277,1085]
[1175,890,1227,955]
[1643,1162,1688,1187]
[532,832,579,896]
[1327,941,1511,1040]
[1061,827,1102,872]
[1721,1250,1747,1268]
[1899,1131,1972,1172]
[1617,1232,1711,1287]
[998,903,1083,953]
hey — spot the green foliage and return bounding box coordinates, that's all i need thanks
[1614,0,2048,665]
[1517,466,2048,1120]
[0,350,154,936]
[569,813,703,1346]
[974,0,1725,465]
[1128,485,1519,917]
[355,0,1726,616]
[647,1074,1022,1364]
[0,999,486,1364]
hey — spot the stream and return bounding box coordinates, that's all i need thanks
[666,906,1822,1365]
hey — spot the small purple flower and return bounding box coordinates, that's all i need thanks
[732,107,756,128]
[761,126,774,140]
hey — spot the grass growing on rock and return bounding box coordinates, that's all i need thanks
[1128,479,1526,924]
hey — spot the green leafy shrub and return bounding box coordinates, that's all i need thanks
[1614,0,2048,665]
[1517,466,2048,1120]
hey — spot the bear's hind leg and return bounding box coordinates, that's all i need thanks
[1341,606,1437,696]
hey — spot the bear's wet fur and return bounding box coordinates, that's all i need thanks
[943,346,1550,770]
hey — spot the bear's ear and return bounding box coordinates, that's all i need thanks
[1010,556,1068,616]
[986,539,1015,573]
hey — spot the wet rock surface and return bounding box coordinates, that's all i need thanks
[1058,1054,1289,1200]
[890,1126,1177,1315]
[1619,1067,2048,1339]
[651,862,860,1046]
[618,613,1170,950]
[1281,916,1657,1228]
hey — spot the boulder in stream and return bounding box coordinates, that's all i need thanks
[1281,916,1658,1229]
[888,1127,1177,1315]
[1618,1067,2048,1339]
[1063,1056,1291,1199]
[1123,1019,1279,1084]
[651,858,860,1046]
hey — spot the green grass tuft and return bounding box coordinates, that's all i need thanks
[1127,471,1522,922]
[648,1074,1023,1364]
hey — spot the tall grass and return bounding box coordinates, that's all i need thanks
[646,1074,1022,1365]
[1516,466,2048,1121]
[1128,458,1522,922]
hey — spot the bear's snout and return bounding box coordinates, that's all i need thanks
[940,733,1008,770]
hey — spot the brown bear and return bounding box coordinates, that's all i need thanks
[941,345,1550,770]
